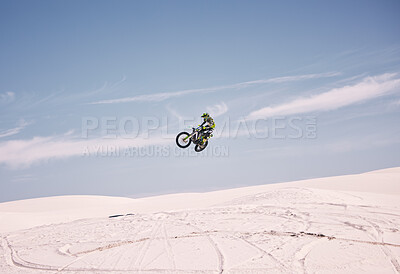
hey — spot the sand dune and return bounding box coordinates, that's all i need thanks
[0,168,399,273]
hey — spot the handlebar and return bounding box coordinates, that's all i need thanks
[193,126,202,131]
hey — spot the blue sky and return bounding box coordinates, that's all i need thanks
[1,0,400,202]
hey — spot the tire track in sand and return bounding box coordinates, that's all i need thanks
[188,223,225,274]
[134,219,162,270]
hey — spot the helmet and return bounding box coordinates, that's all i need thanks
[201,112,209,118]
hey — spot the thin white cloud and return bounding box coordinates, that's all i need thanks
[110,75,127,88]
[11,174,37,183]
[242,72,341,84]
[0,91,15,103]
[10,78,122,110]
[90,72,340,105]
[165,105,185,121]
[391,99,400,106]
[206,102,228,118]
[247,73,400,120]
[0,134,171,169]
[0,119,31,138]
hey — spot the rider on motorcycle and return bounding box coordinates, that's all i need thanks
[199,113,215,145]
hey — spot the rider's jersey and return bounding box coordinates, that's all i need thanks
[201,117,215,129]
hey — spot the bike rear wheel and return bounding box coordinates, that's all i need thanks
[176,132,191,148]
[194,140,208,152]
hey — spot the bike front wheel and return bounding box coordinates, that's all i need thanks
[176,132,191,148]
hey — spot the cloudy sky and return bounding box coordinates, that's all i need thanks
[1,0,400,202]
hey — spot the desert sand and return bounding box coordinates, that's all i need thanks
[0,167,399,273]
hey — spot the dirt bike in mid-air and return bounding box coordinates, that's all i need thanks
[176,126,211,152]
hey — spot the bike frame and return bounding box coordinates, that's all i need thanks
[183,126,202,143]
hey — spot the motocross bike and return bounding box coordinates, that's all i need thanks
[176,126,211,152]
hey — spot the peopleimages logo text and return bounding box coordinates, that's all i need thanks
[81,116,317,140]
